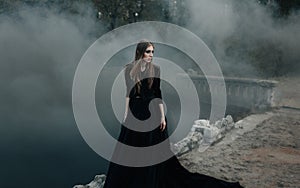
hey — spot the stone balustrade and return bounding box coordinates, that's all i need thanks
[176,74,278,114]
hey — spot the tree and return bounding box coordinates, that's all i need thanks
[258,0,300,17]
[93,0,169,30]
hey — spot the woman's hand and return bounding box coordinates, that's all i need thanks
[122,111,128,123]
[158,103,166,131]
[160,117,166,131]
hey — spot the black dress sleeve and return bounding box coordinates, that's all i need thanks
[153,65,163,104]
[125,64,133,98]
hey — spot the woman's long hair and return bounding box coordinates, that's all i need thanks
[129,39,155,94]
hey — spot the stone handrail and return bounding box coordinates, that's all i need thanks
[176,74,278,111]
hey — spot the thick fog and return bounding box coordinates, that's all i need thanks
[0,3,108,188]
[185,0,300,77]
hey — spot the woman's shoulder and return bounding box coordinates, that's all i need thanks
[153,63,160,71]
[153,64,160,75]
[125,62,133,68]
[124,62,133,72]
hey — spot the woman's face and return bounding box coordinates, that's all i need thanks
[142,45,154,63]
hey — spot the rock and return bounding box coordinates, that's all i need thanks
[194,119,210,127]
[215,120,223,129]
[174,115,237,155]
[73,174,106,188]
[223,115,234,131]
[172,127,203,155]
[203,126,220,144]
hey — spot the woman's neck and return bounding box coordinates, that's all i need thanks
[140,62,146,72]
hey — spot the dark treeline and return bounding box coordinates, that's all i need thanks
[1,0,299,28]
[0,0,187,29]
[258,0,300,17]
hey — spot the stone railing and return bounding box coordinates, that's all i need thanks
[176,74,278,112]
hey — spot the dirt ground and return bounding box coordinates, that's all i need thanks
[180,108,300,188]
[179,76,300,188]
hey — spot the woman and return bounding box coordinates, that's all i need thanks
[104,40,243,188]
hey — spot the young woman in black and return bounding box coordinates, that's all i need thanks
[104,40,243,188]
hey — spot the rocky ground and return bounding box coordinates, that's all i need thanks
[179,76,300,188]
[180,107,300,188]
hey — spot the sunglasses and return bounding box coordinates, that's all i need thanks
[145,50,154,54]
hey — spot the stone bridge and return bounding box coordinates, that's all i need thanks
[174,74,278,120]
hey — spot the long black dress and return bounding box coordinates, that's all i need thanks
[103,64,243,188]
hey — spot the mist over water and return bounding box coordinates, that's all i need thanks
[1,1,299,187]
[0,4,109,188]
